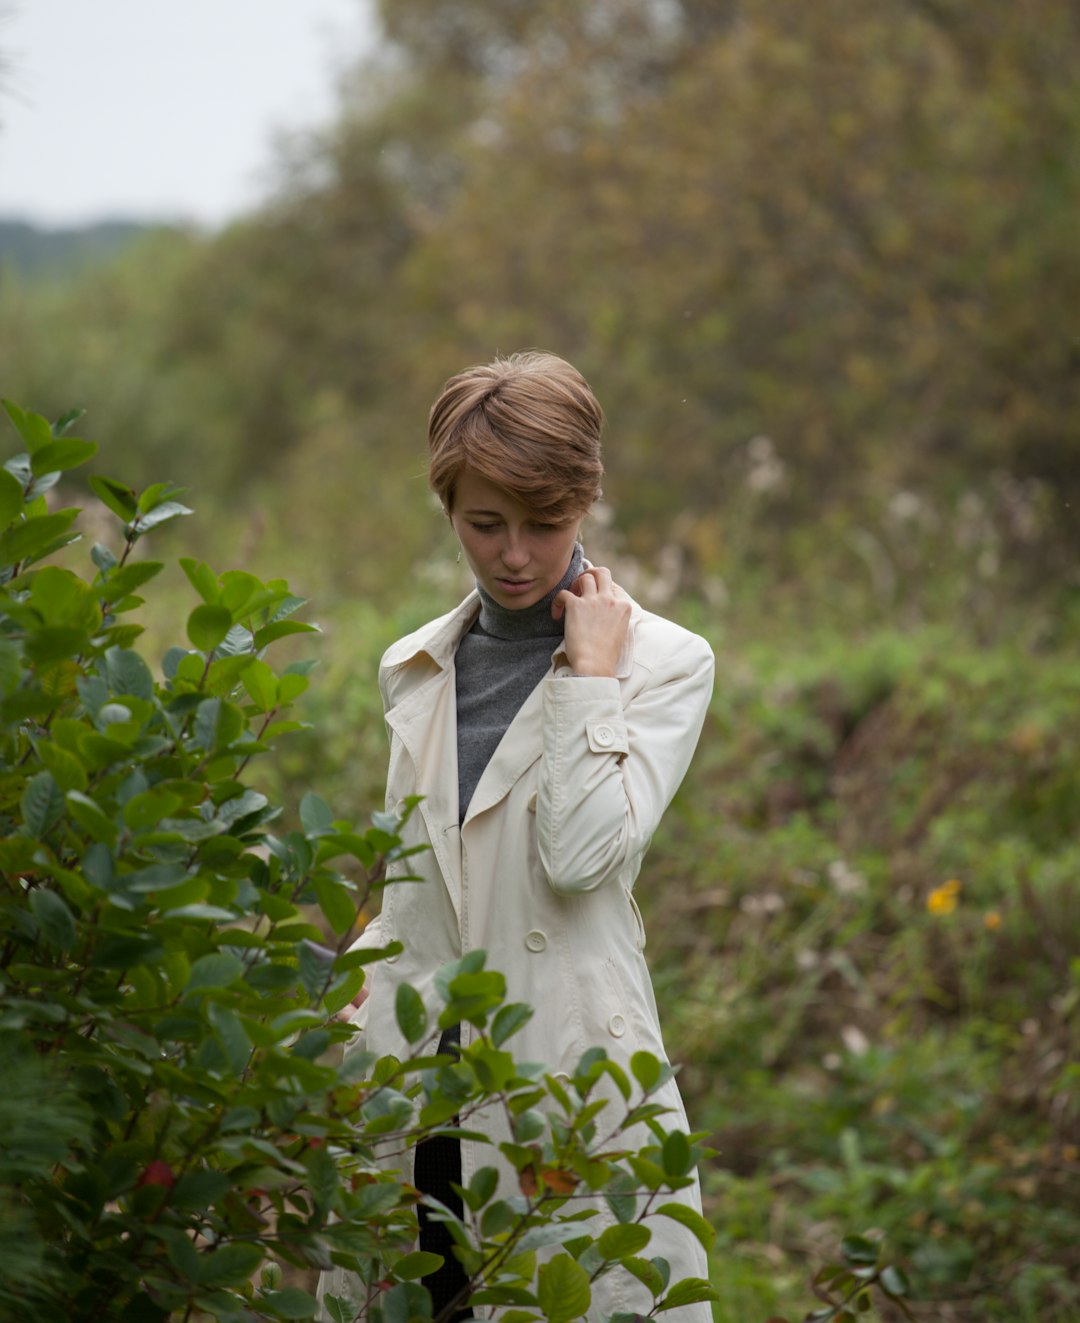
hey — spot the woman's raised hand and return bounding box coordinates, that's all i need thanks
[552,566,632,677]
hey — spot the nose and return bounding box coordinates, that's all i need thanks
[500,529,530,572]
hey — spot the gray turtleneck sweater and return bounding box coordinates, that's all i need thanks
[454,543,584,823]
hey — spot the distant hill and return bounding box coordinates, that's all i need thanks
[0,218,175,277]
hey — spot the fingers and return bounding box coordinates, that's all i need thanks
[554,567,623,624]
[572,566,613,595]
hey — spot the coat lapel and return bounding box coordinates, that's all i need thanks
[384,661,464,919]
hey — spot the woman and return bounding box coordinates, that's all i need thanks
[323,352,715,1321]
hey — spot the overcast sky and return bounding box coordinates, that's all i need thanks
[0,0,376,229]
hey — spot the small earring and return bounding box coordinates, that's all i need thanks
[456,548,462,563]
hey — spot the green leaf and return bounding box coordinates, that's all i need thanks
[52,407,84,435]
[317,831,375,868]
[96,560,165,604]
[193,696,245,752]
[197,1240,265,1287]
[661,1130,692,1179]
[253,619,320,650]
[537,1253,591,1323]
[439,967,506,1029]
[517,1224,589,1254]
[335,941,403,969]
[880,1265,910,1297]
[106,646,155,701]
[128,500,193,534]
[313,875,358,935]
[655,1201,715,1250]
[123,789,183,832]
[277,672,309,703]
[137,481,186,514]
[656,1278,719,1312]
[627,1155,667,1191]
[841,1235,879,1268]
[91,542,118,573]
[468,1165,499,1209]
[0,835,39,872]
[207,1003,252,1075]
[260,1287,319,1319]
[622,1256,665,1298]
[179,556,220,604]
[323,968,365,1016]
[21,529,82,567]
[89,475,138,521]
[323,1296,352,1323]
[188,604,233,651]
[512,1109,545,1142]
[66,791,119,846]
[391,1251,444,1281]
[241,657,278,712]
[30,437,98,477]
[216,787,271,829]
[0,510,78,566]
[21,771,65,837]
[35,742,88,793]
[381,1283,431,1323]
[597,1223,652,1260]
[29,888,78,949]
[170,1168,232,1212]
[630,1050,663,1092]
[299,791,333,836]
[185,953,245,992]
[126,861,190,893]
[3,399,51,451]
[491,1001,533,1047]
[395,982,428,1044]
[0,467,24,527]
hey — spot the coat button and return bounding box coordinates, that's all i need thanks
[594,724,614,746]
[608,1013,627,1038]
[525,929,547,952]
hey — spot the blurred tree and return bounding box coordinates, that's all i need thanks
[1,0,1076,586]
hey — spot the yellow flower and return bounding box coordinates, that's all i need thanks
[984,910,1002,930]
[927,879,961,915]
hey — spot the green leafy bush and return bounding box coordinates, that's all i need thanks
[0,401,719,1322]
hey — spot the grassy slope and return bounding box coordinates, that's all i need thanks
[639,621,1080,1321]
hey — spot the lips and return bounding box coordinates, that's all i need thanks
[496,578,534,596]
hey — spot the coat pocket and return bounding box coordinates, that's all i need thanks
[625,887,647,952]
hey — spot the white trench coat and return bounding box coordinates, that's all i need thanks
[321,586,715,1321]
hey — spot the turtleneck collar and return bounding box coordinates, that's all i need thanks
[474,543,584,640]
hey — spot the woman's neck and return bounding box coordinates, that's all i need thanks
[475,543,584,640]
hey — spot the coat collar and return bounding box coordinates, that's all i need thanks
[381,574,641,680]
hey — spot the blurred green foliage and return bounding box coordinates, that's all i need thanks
[1,0,1078,610]
[1,1,1078,1318]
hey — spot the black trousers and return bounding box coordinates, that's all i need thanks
[415,1026,470,1320]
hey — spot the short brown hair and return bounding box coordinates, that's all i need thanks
[428,351,604,521]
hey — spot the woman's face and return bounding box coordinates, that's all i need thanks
[450,469,580,610]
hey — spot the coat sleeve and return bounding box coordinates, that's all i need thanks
[534,630,714,895]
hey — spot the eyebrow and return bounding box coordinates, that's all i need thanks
[463,508,505,517]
